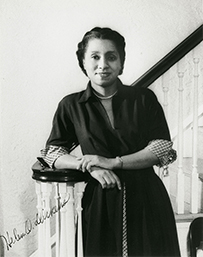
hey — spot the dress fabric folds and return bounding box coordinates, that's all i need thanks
[82,169,180,257]
[46,80,181,257]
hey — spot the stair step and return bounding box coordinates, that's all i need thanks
[175,213,203,223]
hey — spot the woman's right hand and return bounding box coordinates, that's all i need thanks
[90,167,122,190]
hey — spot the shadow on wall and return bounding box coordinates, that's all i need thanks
[19,179,37,257]
[0,236,5,257]
[0,174,5,257]
[0,179,37,257]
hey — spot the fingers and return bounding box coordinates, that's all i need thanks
[86,161,94,172]
[91,170,122,190]
[76,157,92,172]
[111,172,122,190]
[102,173,115,189]
[96,176,108,189]
[76,155,110,172]
[102,172,121,190]
[76,156,122,190]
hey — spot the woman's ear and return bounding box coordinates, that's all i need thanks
[82,60,87,76]
[83,58,87,69]
[83,59,86,68]
[119,65,123,75]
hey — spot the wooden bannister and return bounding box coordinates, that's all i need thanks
[32,161,88,183]
[132,24,203,88]
[32,161,88,257]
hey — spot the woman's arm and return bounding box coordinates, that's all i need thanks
[40,145,81,169]
[119,147,159,169]
[54,153,122,190]
[54,153,81,170]
[77,147,159,172]
[77,140,176,172]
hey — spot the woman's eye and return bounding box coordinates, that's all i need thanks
[108,55,117,61]
[92,55,100,60]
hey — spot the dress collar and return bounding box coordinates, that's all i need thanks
[78,79,125,103]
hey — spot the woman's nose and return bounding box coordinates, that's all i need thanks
[98,57,108,69]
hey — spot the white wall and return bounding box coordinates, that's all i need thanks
[0,0,202,256]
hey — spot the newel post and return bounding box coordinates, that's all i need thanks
[32,162,88,257]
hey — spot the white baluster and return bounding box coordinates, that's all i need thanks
[162,73,169,117]
[35,181,44,257]
[58,183,68,257]
[66,183,76,257]
[55,183,60,257]
[161,73,170,194]
[76,182,85,257]
[176,68,185,214]
[55,182,77,257]
[41,182,52,257]
[34,176,83,256]
[191,58,200,214]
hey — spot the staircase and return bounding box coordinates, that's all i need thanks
[143,25,203,256]
[146,32,203,216]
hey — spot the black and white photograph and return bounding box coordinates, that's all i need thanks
[0,0,203,256]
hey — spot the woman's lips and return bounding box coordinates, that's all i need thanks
[97,72,111,78]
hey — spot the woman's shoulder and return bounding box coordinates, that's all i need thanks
[122,84,157,100]
[59,89,86,106]
[139,87,157,99]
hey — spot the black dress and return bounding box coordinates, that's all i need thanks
[46,80,181,257]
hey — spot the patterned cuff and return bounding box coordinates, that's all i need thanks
[40,145,69,168]
[146,139,177,168]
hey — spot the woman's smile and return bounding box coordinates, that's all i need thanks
[96,72,111,78]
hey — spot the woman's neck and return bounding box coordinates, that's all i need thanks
[93,90,118,100]
[91,80,118,97]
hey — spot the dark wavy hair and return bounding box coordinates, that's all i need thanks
[76,27,126,76]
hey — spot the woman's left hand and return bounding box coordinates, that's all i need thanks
[77,155,116,172]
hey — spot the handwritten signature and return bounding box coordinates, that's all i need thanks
[0,197,70,251]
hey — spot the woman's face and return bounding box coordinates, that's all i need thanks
[83,38,121,90]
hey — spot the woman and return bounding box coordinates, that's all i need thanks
[41,27,180,257]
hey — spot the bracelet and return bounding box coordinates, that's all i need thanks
[116,156,123,169]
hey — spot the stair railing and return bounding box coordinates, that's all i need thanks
[147,41,202,215]
[132,25,203,89]
[133,24,203,215]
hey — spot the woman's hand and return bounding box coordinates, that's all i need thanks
[77,155,119,172]
[89,167,122,190]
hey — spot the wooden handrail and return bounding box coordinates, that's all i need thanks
[32,161,89,183]
[132,24,203,88]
